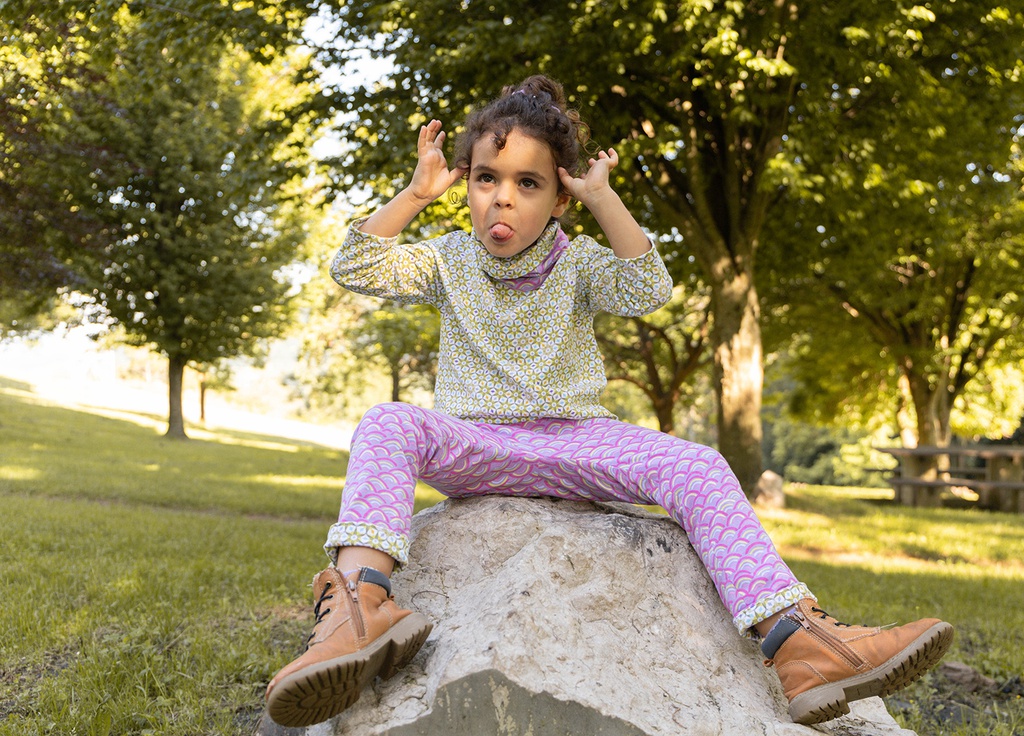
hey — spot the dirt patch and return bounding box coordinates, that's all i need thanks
[0,645,79,720]
[886,660,1024,734]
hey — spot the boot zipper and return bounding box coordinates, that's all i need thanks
[802,618,865,669]
[348,579,367,641]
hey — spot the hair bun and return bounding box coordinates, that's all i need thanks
[503,75,567,112]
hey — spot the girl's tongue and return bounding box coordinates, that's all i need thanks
[489,223,513,243]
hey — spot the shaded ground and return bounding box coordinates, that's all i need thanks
[887,661,1024,735]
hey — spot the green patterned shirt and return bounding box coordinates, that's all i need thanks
[331,219,673,423]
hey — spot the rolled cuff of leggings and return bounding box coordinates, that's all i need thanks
[324,521,410,567]
[733,583,814,637]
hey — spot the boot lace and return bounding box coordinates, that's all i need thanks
[811,606,852,627]
[305,582,335,649]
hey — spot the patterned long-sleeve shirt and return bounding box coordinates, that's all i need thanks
[330,220,673,423]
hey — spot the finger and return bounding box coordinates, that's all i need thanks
[422,119,441,144]
[448,166,469,188]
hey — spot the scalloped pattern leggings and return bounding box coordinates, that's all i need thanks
[331,402,811,633]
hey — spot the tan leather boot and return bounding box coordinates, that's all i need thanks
[761,598,953,725]
[265,566,432,728]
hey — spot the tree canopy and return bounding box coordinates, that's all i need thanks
[309,0,1023,492]
[760,2,1024,449]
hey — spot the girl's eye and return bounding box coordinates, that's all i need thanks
[478,173,495,184]
[521,179,537,189]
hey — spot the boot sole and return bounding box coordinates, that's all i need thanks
[266,613,433,728]
[789,620,954,725]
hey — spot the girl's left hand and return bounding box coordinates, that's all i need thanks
[558,148,619,208]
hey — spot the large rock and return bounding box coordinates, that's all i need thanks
[267,496,915,736]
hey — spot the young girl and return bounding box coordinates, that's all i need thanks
[266,75,953,729]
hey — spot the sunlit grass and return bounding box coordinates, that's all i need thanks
[760,484,1024,571]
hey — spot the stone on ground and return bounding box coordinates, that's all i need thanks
[262,496,915,736]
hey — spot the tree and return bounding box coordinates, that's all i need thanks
[318,0,887,495]
[0,17,130,324]
[104,41,327,437]
[347,302,440,403]
[317,0,796,492]
[760,3,1024,453]
[6,3,332,438]
[293,267,441,416]
[597,283,712,436]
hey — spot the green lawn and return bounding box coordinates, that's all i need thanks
[1,380,1021,735]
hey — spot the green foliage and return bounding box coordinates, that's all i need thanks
[319,0,830,490]
[0,19,131,312]
[760,2,1024,446]
[1,2,335,435]
[351,301,440,399]
[317,0,1024,491]
[2,0,313,67]
[763,413,886,487]
[87,38,315,365]
[0,0,317,316]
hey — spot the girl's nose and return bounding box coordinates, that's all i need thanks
[494,183,515,208]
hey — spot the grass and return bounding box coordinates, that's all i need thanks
[1,380,1022,735]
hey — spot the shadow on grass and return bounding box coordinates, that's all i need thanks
[0,376,33,392]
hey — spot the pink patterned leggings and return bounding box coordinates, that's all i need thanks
[325,403,812,633]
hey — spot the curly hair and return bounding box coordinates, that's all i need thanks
[453,75,591,197]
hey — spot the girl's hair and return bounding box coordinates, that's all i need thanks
[453,75,591,196]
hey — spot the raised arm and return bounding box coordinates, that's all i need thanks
[558,149,651,260]
[358,119,467,238]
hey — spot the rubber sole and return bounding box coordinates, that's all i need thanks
[266,613,433,728]
[790,621,954,725]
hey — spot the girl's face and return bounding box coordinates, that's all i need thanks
[468,128,570,258]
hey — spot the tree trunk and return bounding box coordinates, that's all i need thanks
[166,354,188,439]
[390,368,401,403]
[905,370,947,448]
[896,374,918,447]
[653,396,676,437]
[903,368,950,475]
[199,373,207,424]
[712,273,764,498]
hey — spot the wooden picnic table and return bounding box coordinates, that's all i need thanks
[877,444,1024,512]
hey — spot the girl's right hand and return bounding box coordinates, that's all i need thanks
[409,120,467,204]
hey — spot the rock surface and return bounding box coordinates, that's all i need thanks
[754,469,787,509]
[264,496,915,736]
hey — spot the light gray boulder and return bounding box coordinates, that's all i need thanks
[267,496,915,736]
[754,470,787,509]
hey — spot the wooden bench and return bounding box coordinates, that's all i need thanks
[879,444,1024,512]
[889,477,1024,512]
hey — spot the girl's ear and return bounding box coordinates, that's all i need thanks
[551,192,571,218]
